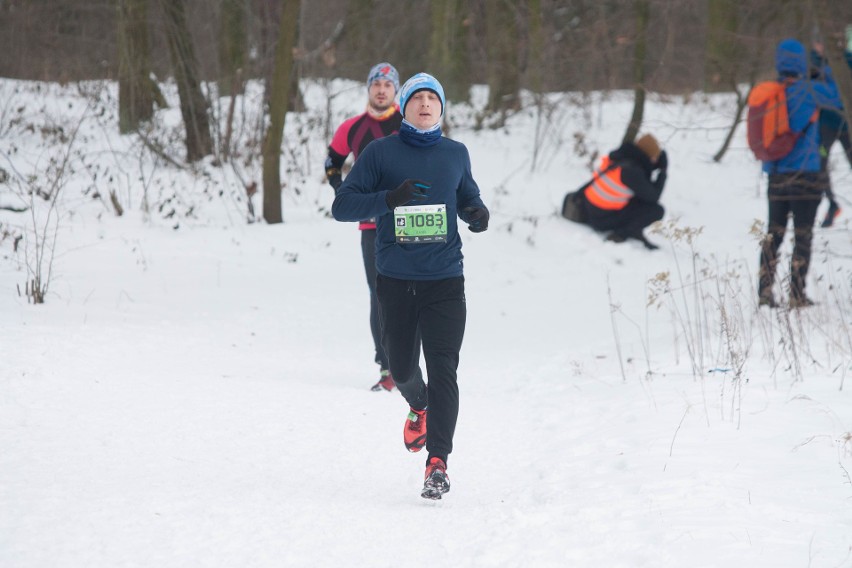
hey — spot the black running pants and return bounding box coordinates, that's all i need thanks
[376,274,466,463]
[759,173,821,300]
[360,229,389,370]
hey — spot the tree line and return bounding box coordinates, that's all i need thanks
[1,0,851,223]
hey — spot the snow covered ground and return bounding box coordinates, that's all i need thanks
[1,78,851,567]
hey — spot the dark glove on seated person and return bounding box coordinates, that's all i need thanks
[656,150,668,172]
[386,179,430,209]
[462,206,489,233]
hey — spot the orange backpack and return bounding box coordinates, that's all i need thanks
[746,81,812,161]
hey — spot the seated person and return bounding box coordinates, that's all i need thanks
[577,133,667,250]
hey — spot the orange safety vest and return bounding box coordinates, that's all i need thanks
[584,156,633,211]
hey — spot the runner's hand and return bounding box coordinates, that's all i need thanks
[386,179,430,209]
[462,206,489,233]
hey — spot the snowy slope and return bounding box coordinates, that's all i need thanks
[1,79,851,567]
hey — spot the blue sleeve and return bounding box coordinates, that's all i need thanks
[331,144,392,222]
[813,80,842,112]
[786,80,839,132]
[822,62,835,83]
[454,145,486,221]
[810,62,843,114]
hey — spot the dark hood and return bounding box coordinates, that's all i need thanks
[610,142,653,174]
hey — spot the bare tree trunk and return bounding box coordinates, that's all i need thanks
[704,0,739,92]
[117,0,155,133]
[712,86,748,162]
[712,0,792,162]
[524,0,544,94]
[429,0,471,103]
[814,3,852,132]
[219,0,247,97]
[159,0,213,162]
[623,0,649,143]
[485,0,520,116]
[261,0,300,225]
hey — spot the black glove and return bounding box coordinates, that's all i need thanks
[327,170,342,191]
[655,170,667,190]
[656,150,668,172]
[325,155,343,191]
[462,206,489,233]
[386,179,430,209]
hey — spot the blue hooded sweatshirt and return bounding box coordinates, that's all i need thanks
[765,38,841,174]
[332,134,486,281]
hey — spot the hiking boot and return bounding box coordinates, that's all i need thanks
[404,408,427,453]
[421,457,450,500]
[789,295,815,309]
[633,232,660,250]
[370,369,395,392]
[821,202,841,228]
[758,294,778,308]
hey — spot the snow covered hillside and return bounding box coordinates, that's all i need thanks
[1,78,851,567]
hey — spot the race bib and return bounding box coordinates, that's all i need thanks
[394,204,447,244]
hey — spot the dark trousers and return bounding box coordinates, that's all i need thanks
[360,229,388,370]
[376,274,466,463]
[759,173,821,300]
[818,121,852,202]
[586,199,665,239]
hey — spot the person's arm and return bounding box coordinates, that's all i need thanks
[324,148,346,190]
[454,146,488,231]
[325,116,358,190]
[455,146,485,214]
[812,79,843,113]
[653,150,668,190]
[331,144,393,222]
[620,161,663,203]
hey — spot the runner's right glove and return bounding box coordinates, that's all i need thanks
[386,179,430,209]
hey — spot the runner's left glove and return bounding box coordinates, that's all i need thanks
[462,206,489,233]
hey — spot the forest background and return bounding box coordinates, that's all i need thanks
[2,2,852,217]
[3,4,852,565]
[2,0,852,290]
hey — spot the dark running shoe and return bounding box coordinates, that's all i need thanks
[370,370,395,392]
[821,202,841,228]
[758,292,778,308]
[789,295,815,309]
[421,457,450,500]
[634,233,660,250]
[404,408,427,453]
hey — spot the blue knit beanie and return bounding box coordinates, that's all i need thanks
[399,73,445,117]
[366,62,400,93]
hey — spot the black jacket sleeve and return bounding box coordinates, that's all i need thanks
[325,148,347,191]
[620,160,665,204]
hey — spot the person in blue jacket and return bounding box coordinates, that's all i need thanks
[758,38,842,309]
[810,37,852,227]
[332,73,488,499]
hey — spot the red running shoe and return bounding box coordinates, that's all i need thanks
[421,457,450,500]
[404,408,427,453]
[821,202,841,228]
[370,370,395,392]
